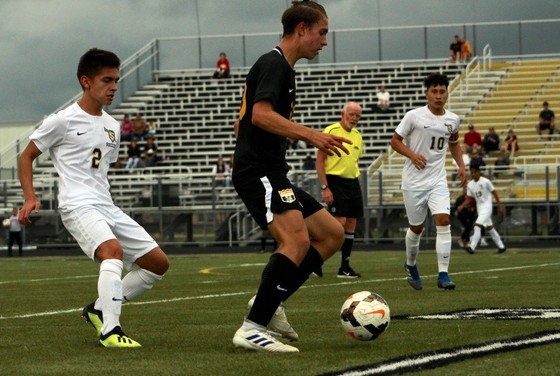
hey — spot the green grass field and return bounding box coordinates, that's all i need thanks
[1,247,559,376]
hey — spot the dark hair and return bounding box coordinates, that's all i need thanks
[281,1,327,37]
[424,73,449,89]
[76,48,120,83]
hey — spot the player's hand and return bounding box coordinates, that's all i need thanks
[456,168,467,187]
[410,154,427,170]
[322,188,334,206]
[497,204,505,216]
[312,132,351,157]
[19,197,40,225]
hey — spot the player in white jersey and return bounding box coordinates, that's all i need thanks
[458,165,506,254]
[18,48,169,348]
[390,73,467,290]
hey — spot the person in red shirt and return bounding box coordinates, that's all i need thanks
[464,123,482,152]
[213,52,230,79]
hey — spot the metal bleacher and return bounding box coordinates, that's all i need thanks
[370,57,560,207]
[103,60,462,210]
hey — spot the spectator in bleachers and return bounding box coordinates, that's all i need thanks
[142,135,159,167]
[147,120,157,137]
[132,113,147,140]
[460,37,472,63]
[375,85,390,112]
[120,114,133,141]
[213,52,230,79]
[125,139,142,172]
[482,126,500,154]
[469,145,486,172]
[287,137,306,152]
[536,101,555,139]
[503,129,519,156]
[212,157,231,187]
[463,123,482,152]
[449,35,462,63]
[493,147,511,178]
[302,154,315,170]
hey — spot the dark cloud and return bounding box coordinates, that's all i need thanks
[1,0,558,121]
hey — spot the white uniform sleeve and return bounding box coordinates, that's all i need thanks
[29,114,68,153]
[395,110,414,138]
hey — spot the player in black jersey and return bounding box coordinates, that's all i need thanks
[232,1,351,353]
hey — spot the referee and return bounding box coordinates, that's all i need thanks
[316,101,364,278]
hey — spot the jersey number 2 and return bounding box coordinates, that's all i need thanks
[92,148,102,169]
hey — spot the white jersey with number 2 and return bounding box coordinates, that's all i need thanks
[395,105,460,191]
[29,103,120,211]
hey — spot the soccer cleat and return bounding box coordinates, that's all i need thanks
[437,272,456,290]
[247,296,299,341]
[497,247,506,254]
[404,263,422,290]
[457,239,466,248]
[337,266,361,278]
[98,326,142,348]
[82,302,103,337]
[465,246,475,254]
[233,327,299,353]
[312,266,323,277]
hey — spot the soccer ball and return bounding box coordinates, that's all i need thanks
[2,218,11,229]
[340,290,390,341]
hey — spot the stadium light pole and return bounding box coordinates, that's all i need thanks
[194,0,202,69]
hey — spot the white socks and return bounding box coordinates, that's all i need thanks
[122,265,163,302]
[470,226,482,251]
[96,259,123,335]
[405,228,421,266]
[436,225,451,273]
[94,260,164,335]
[488,228,505,249]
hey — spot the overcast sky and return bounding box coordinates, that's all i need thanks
[1,0,559,123]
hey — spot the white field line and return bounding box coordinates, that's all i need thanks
[1,262,559,320]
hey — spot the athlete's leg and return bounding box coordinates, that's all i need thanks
[95,240,125,335]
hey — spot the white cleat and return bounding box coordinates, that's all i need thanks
[248,295,299,341]
[233,327,299,353]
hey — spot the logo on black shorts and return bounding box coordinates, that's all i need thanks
[278,188,296,203]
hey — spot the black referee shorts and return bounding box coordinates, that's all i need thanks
[326,175,364,219]
[233,171,323,230]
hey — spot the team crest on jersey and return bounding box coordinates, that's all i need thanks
[445,123,454,133]
[278,188,296,203]
[104,127,116,143]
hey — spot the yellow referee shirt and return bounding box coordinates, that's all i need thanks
[323,122,363,179]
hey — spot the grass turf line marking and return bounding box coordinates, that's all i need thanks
[0,274,97,285]
[320,330,560,376]
[394,307,560,320]
[2,262,559,320]
[0,291,251,320]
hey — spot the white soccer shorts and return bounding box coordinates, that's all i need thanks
[402,184,450,226]
[475,208,493,228]
[60,205,158,270]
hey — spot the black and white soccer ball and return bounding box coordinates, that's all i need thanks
[340,290,390,341]
[2,218,10,229]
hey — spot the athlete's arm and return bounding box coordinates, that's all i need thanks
[315,149,333,205]
[492,190,505,216]
[390,132,427,169]
[233,119,240,140]
[252,101,351,157]
[449,138,467,187]
[18,141,42,225]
